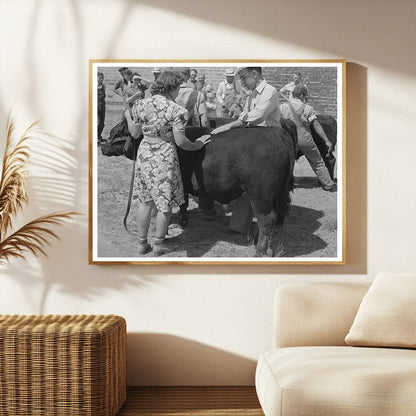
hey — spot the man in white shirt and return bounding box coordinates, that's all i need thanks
[212,67,281,132]
[211,67,281,234]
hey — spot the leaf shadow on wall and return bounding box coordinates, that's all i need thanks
[0,1,154,312]
[126,333,257,386]
[0,129,154,314]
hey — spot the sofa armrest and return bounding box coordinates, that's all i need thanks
[273,282,370,348]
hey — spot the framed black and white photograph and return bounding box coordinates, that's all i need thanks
[89,60,345,265]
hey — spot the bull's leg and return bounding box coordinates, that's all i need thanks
[254,212,276,257]
[251,200,277,257]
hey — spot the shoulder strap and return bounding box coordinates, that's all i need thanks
[287,101,305,128]
[186,90,199,115]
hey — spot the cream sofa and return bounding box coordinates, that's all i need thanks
[255,282,416,416]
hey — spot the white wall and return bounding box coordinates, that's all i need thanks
[0,0,415,385]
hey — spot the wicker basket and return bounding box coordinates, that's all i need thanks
[0,314,126,416]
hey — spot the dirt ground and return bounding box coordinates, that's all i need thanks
[95,109,338,259]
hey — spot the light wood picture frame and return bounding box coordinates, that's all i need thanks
[89,60,346,265]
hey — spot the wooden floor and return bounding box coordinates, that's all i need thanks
[116,386,264,416]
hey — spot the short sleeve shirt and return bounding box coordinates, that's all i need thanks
[279,99,317,124]
[132,95,189,139]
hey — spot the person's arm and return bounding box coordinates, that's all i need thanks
[113,80,123,97]
[125,91,141,106]
[279,90,290,102]
[139,77,152,85]
[124,109,142,139]
[216,83,224,105]
[206,101,216,110]
[173,130,211,151]
[210,118,244,135]
[197,93,209,128]
[200,112,209,128]
[311,119,334,156]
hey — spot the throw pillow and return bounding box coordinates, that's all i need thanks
[345,272,416,348]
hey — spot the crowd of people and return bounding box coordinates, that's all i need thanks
[97,66,250,143]
[97,66,337,256]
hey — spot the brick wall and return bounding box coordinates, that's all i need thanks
[263,67,338,117]
[98,66,155,106]
[98,65,338,117]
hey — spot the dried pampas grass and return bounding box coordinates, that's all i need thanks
[0,115,78,264]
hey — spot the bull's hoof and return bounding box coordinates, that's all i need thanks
[272,242,285,257]
[254,250,268,257]
[323,183,337,192]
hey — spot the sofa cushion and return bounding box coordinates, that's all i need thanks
[274,283,370,348]
[345,272,416,348]
[256,346,416,416]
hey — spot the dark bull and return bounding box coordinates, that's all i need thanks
[177,123,297,257]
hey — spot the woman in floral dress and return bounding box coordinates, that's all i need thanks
[125,71,211,256]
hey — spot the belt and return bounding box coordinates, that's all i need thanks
[143,134,174,144]
[142,124,173,136]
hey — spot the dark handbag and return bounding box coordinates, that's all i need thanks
[101,118,141,161]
